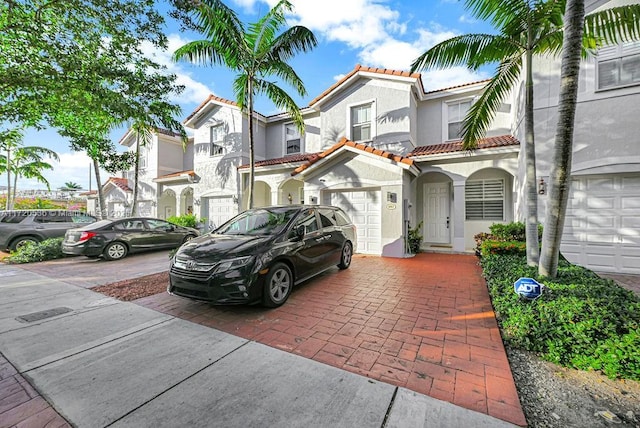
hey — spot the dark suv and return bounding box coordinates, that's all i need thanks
[0,209,97,251]
[169,205,357,307]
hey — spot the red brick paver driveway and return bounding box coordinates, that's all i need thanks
[137,253,526,426]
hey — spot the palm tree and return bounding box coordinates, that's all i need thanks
[411,0,567,266]
[1,144,59,208]
[538,0,584,278]
[539,2,640,277]
[61,182,82,191]
[0,128,24,210]
[411,0,640,267]
[174,0,317,208]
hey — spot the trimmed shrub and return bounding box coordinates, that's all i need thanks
[480,240,526,257]
[407,221,423,254]
[167,214,199,228]
[5,238,65,264]
[481,253,640,380]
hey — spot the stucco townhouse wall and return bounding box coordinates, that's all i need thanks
[319,78,413,154]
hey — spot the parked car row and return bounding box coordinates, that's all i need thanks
[2,205,357,308]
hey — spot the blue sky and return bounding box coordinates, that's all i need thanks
[6,0,496,192]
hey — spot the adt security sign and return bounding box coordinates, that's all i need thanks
[514,277,544,300]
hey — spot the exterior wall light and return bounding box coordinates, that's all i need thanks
[287,193,293,204]
[538,178,547,195]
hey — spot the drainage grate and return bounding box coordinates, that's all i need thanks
[16,307,73,323]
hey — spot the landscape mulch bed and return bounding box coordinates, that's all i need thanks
[92,271,169,301]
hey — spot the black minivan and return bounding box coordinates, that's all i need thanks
[168,205,357,307]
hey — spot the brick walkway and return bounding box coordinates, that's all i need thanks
[0,353,70,428]
[136,253,526,426]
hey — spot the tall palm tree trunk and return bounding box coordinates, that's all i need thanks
[525,16,540,266]
[539,0,585,277]
[131,134,140,216]
[93,158,106,219]
[247,78,255,209]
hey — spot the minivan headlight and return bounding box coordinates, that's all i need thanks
[212,256,254,274]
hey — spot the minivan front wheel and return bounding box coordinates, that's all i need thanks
[337,241,352,270]
[262,263,293,307]
[103,242,128,261]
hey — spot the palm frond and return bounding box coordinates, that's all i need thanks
[233,74,250,112]
[248,0,290,55]
[255,79,305,133]
[585,4,640,46]
[196,0,245,43]
[268,26,318,63]
[262,61,307,97]
[461,55,522,149]
[173,40,235,69]
[411,34,512,72]
[465,0,530,29]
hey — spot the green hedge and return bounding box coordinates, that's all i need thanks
[482,253,640,380]
[5,238,65,264]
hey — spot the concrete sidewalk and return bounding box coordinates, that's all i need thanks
[0,264,517,427]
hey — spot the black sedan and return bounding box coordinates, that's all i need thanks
[168,205,356,307]
[62,217,199,261]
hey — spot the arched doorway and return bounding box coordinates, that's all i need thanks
[158,189,176,219]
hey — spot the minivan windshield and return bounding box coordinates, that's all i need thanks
[217,208,299,236]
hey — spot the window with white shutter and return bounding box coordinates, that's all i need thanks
[597,41,640,90]
[465,179,504,220]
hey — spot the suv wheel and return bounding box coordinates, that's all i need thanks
[10,236,40,252]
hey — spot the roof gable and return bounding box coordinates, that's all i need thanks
[292,137,416,176]
[308,65,424,108]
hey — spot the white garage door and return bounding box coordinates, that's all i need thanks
[328,189,381,255]
[561,174,640,274]
[205,196,236,230]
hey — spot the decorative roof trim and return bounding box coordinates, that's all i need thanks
[408,135,520,158]
[292,137,416,176]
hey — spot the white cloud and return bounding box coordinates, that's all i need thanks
[333,74,346,81]
[139,34,214,105]
[420,67,489,92]
[459,14,479,24]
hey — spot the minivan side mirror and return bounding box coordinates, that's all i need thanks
[291,224,305,241]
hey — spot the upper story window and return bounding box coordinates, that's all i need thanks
[465,179,504,220]
[210,125,224,156]
[284,123,302,154]
[137,146,148,169]
[351,103,372,141]
[597,41,640,90]
[447,99,472,140]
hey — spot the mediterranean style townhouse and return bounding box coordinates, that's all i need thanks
[91,0,640,274]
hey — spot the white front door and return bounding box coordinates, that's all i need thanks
[424,183,450,244]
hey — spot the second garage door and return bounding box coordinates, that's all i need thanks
[205,196,236,230]
[561,173,640,274]
[328,189,381,255]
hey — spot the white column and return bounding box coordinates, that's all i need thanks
[452,181,466,252]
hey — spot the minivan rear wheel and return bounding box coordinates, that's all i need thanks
[262,263,293,307]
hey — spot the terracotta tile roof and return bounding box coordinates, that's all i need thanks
[156,170,195,179]
[292,137,414,176]
[79,190,97,196]
[184,94,239,124]
[309,64,423,107]
[425,79,492,94]
[105,177,132,192]
[408,135,520,157]
[156,128,184,138]
[238,153,321,170]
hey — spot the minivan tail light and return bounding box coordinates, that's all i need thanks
[79,231,97,242]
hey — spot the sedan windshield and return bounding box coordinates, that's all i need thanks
[217,208,298,236]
